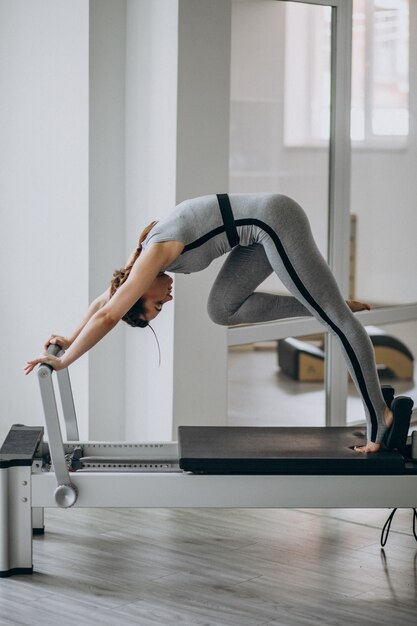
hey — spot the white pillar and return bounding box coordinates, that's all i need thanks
[172,0,231,436]
[89,0,127,439]
[124,0,178,441]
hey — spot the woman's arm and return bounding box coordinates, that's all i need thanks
[25,240,183,374]
[44,288,111,351]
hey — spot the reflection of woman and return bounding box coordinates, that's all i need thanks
[26,193,394,453]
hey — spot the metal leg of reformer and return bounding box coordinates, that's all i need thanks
[32,507,44,535]
[32,459,44,535]
[0,464,33,577]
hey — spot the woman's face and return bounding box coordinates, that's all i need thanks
[141,273,173,322]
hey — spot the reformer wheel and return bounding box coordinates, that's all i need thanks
[54,483,78,508]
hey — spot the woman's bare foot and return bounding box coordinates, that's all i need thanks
[347,300,371,313]
[354,407,393,453]
[355,441,381,453]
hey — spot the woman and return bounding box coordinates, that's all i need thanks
[25,193,396,453]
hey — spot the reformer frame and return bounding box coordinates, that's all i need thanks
[1,348,417,577]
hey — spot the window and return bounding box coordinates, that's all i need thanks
[284,0,409,146]
[352,0,409,140]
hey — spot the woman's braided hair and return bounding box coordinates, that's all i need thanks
[109,221,158,328]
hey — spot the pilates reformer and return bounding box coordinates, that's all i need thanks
[1,346,416,577]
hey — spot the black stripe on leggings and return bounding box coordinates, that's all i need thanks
[234,218,378,439]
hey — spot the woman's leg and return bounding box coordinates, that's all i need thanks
[254,195,389,450]
[207,243,310,326]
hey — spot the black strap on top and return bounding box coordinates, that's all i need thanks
[216,194,240,248]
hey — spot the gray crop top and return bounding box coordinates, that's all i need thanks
[141,193,269,274]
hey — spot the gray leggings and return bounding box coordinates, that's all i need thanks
[207,198,387,443]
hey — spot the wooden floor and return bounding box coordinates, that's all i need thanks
[2,507,417,626]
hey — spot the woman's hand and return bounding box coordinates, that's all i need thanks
[43,334,71,351]
[24,353,65,375]
[347,299,371,313]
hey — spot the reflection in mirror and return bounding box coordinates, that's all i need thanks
[229,322,416,429]
[230,0,331,263]
[227,0,416,430]
[228,339,325,427]
[347,320,416,424]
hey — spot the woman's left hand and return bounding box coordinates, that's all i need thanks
[24,353,65,375]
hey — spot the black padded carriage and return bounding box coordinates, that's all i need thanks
[178,426,407,475]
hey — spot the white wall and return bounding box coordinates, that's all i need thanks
[0,0,89,442]
[0,0,232,445]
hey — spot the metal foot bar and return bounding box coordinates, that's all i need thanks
[56,367,79,441]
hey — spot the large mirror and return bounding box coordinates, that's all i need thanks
[227,0,416,427]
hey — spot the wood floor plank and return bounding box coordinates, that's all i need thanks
[1,506,413,626]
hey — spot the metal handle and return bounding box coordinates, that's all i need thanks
[38,343,63,376]
[47,343,62,356]
[38,344,79,441]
